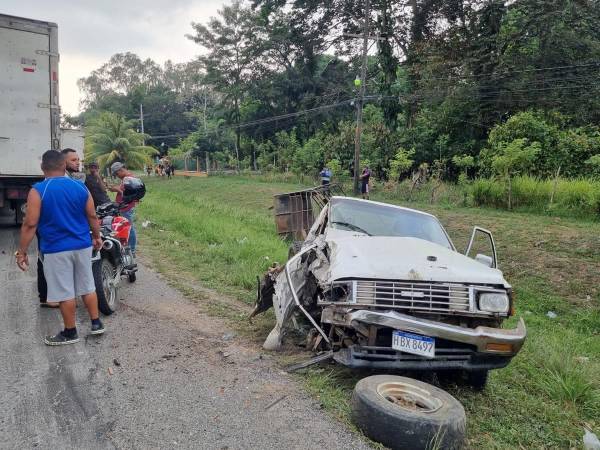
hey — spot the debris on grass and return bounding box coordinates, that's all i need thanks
[583,428,600,450]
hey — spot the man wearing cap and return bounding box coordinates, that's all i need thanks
[109,162,138,254]
[85,162,111,207]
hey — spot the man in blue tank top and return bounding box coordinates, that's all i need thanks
[16,150,106,345]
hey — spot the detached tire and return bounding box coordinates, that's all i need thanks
[93,258,118,316]
[351,375,466,450]
[288,240,303,259]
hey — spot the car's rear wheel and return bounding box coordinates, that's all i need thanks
[351,375,466,450]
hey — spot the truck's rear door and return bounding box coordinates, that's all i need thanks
[0,25,51,176]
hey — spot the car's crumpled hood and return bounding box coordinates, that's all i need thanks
[324,230,508,286]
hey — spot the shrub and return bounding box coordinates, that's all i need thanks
[469,176,600,217]
[555,178,596,211]
[471,178,505,208]
[511,176,551,209]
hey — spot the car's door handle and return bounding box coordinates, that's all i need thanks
[0,137,10,140]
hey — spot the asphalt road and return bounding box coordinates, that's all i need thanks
[0,215,370,449]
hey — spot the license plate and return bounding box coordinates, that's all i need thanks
[392,331,435,358]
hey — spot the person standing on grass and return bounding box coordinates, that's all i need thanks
[16,150,105,345]
[109,162,139,254]
[360,166,371,200]
[320,165,332,186]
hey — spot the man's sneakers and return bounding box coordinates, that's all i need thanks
[91,319,105,335]
[44,331,80,346]
[44,320,105,345]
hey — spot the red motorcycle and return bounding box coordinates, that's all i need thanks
[92,202,137,315]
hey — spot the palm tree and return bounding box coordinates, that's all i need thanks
[84,112,158,170]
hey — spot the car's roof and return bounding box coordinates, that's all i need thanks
[330,196,437,219]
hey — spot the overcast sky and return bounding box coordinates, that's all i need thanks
[3,0,225,115]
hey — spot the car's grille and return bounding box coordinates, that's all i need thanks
[355,280,470,313]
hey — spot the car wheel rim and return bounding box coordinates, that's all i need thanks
[377,381,443,413]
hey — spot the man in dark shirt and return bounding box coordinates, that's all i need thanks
[85,162,111,206]
[360,166,371,200]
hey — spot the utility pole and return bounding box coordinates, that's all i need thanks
[202,90,209,174]
[202,89,208,132]
[353,0,370,195]
[139,103,145,145]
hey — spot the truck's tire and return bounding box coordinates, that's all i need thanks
[351,375,466,450]
[15,201,25,225]
[93,258,118,315]
[466,370,489,391]
[288,240,303,259]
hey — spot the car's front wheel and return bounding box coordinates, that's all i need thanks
[351,375,466,450]
[466,370,489,391]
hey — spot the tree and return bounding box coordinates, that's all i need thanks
[491,138,540,209]
[481,111,560,177]
[452,154,475,184]
[187,1,264,167]
[78,52,163,107]
[84,112,158,170]
[388,148,415,182]
[585,154,600,178]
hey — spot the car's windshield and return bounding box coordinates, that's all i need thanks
[329,198,453,249]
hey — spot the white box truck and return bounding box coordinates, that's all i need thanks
[0,14,60,223]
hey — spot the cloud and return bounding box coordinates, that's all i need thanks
[2,0,224,114]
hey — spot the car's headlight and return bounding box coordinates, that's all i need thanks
[326,282,354,303]
[478,292,509,313]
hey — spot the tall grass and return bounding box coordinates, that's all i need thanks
[471,176,600,217]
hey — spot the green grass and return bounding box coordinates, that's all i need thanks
[136,174,600,449]
[470,176,600,218]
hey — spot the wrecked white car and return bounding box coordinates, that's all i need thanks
[253,196,526,388]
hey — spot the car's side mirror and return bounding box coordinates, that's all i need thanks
[475,253,494,268]
[465,226,498,269]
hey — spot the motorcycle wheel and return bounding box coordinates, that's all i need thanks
[127,272,136,283]
[93,258,118,315]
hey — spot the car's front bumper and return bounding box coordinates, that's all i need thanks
[333,345,513,371]
[321,307,526,370]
